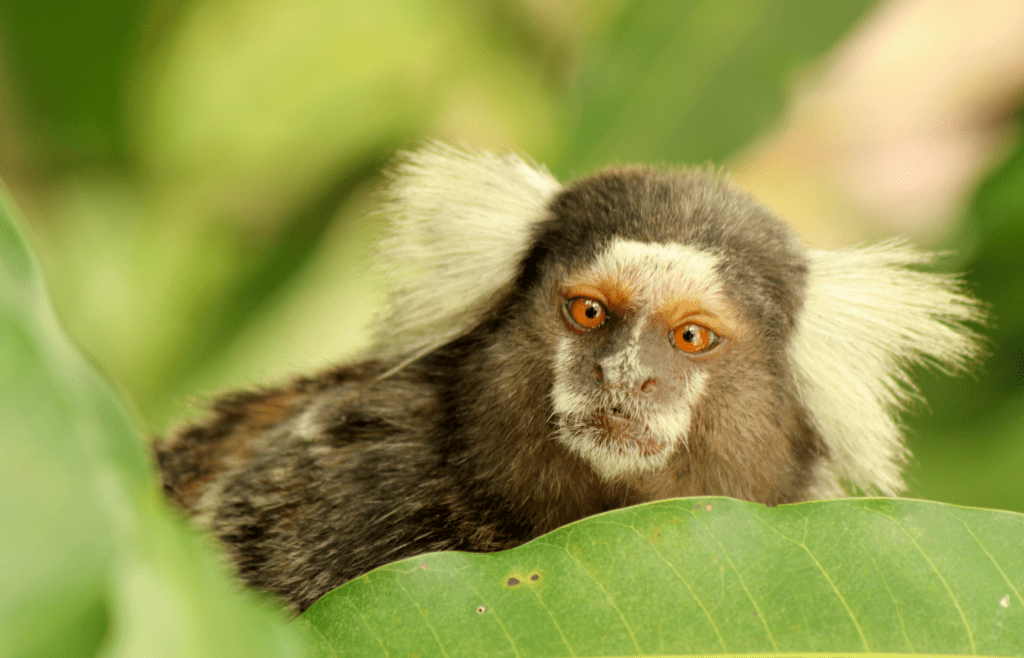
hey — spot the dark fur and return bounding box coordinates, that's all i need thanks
[157,166,826,612]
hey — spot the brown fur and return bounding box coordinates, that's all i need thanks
[156,165,828,612]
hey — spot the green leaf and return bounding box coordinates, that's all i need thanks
[303,497,1024,656]
[557,0,875,174]
[0,183,310,658]
[0,0,148,163]
[0,183,115,658]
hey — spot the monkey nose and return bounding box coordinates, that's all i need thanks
[595,365,657,394]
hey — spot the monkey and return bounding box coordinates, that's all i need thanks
[155,142,985,612]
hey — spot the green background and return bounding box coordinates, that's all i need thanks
[2,2,1023,656]
[0,0,1020,513]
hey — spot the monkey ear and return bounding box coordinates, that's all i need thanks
[789,240,987,498]
[372,142,562,362]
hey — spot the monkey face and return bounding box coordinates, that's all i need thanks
[550,238,744,479]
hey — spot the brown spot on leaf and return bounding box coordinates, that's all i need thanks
[506,577,521,587]
[476,606,487,614]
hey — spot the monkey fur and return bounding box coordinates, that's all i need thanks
[156,143,984,612]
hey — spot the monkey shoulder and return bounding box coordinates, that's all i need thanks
[156,359,445,511]
[155,359,508,610]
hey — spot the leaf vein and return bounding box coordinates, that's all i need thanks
[561,540,643,654]
[393,576,450,658]
[859,537,914,651]
[626,525,729,652]
[873,511,977,654]
[958,516,1024,609]
[301,615,345,658]
[699,519,779,651]
[753,515,870,651]
[343,595,388,658]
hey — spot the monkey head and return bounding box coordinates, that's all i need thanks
[378,144,986,500]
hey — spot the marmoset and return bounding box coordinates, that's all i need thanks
[157,143,984,611]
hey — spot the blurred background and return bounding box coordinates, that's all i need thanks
[0,0,1021,510]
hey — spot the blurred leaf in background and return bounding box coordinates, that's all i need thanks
[0,0,883,428]
[554,0,875,174]
[0,0,602,430]
[0,0,147,165]
[0,185,309,657]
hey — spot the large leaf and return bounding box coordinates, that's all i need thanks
[302,497,1024,656]
[0,184,309,658]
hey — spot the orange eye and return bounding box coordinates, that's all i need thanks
[566,297,607,330]
[672,323,719,353]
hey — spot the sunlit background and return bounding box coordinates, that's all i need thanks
[1,0,1021,510]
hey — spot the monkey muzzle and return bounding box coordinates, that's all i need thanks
[589,408,669,459]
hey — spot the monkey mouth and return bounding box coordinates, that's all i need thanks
[590,408,667,457]
[593,408,636,432]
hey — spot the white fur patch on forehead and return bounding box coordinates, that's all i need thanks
[372,142,562,363]
[568,238,726,313]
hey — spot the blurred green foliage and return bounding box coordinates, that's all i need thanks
[555,1,874,173]
[0,185,309,657]
[0,0,1020,576]
[0,0,147,165]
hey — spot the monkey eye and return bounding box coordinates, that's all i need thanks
[671,322,720,353]
[564,297,607,330]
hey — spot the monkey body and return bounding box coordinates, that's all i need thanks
[157,145,983,611]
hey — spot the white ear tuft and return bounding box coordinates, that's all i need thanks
[372,142,562,362]
[789,240,986,497]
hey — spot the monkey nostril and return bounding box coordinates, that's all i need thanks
[593,366,603,382]
[640,379,657,394]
